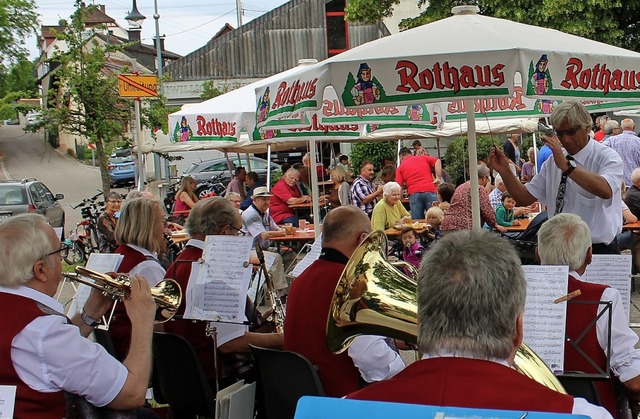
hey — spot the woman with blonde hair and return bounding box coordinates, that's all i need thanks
[109,197,167,360]
[325,166,351,208]
[172,175,199,223]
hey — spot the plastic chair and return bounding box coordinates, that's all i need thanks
[250,345,324,419]
[152,332,216,418]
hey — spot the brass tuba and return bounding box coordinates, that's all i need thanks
[327,230,566,394]
[64,266,182,323]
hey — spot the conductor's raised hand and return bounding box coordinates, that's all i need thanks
[487,145,511,174]
[541,132,570,172]
[124,274,156,327]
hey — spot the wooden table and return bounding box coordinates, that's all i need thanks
[270,229,317,243]
[502,218,530,233]
[623,221,640,231]
[383,220,429,238]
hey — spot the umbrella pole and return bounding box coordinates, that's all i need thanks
[532,132,538,175]
[309,138,320,239]
[267,145,272,190]
[466,100,481,231]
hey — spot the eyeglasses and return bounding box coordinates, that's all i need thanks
[45,244,69,260]
[227,224,246,236]
[555,126,581,137]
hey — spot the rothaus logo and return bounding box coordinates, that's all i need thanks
[272,79,319,109]
[560,58,640,95]
[289,114,359,134]
[447,87,527,114]
[196,116,237,138]
[395,60,506,94]
[323,99,400,118]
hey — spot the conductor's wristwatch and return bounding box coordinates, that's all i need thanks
[563,160,576,177]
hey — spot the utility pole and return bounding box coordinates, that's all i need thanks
[236,0,242,27]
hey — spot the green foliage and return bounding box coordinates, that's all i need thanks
[271,169,283,186]
[443,135,497,182]
[30,1,132,194]
[345,0,636,52]
[0,0,38,63]
[140,97,179,139]
[349,141,397,175]
[0,58,36,98]
[200,80,226,101]
[345,0,401,23]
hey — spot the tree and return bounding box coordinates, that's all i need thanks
[346,0,634,51]
[349,141,397,176]
[26,2,131,194]
[0,0,38,64]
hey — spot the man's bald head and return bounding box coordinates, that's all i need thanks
[322,206,371,257]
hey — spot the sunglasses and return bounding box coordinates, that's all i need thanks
[555,126,581,137]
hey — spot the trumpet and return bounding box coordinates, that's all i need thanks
[63,266,182,323]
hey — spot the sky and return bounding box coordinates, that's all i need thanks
[30,0,290,58]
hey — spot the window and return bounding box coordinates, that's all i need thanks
[325,0,348,57]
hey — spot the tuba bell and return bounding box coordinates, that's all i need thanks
[327,230,566,394]
[64,266,182,323]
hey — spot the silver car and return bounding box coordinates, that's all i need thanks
[0,178,65,230]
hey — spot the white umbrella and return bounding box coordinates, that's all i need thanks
[255,5,640,229]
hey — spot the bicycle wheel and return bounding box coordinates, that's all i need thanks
[63,242,85,265]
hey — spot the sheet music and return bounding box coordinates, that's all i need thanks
[0,385,16,419]
[291,235,323,277]
[67,253,123,317]
[522,265,568,373]
[583,254,632,320]
[184,235,253,322]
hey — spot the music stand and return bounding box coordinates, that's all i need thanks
[558,299,613,380]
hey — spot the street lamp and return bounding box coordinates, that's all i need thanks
[125,0,147,191]
[125,0,146,29]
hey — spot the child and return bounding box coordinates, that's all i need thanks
[436,182,455,213]
[495,192,521,227]
[400,227,424,275]
[425,206,444,242]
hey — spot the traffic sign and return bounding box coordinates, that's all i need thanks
[118,74,159,98]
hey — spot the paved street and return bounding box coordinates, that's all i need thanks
[0,125,129,231]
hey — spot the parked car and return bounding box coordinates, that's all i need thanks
[0,178,65,230]
[108,148,136,186]
[25,112,42,126]
[183,156,281,187]
[3,118,19,125]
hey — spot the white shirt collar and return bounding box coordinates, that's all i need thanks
[571,138,595,164]
[421,350,510,367]
[127,243,158,259]
[0,284,64,314]
[186,238,205,249]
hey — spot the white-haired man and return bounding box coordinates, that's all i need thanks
[537,213,640,417]
[606,118,640,187]
[347,229,610,418]
[489,100,623,254]
[0,214,156,417]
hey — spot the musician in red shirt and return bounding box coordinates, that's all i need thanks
[347,229,610,418]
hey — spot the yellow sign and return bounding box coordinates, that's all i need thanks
[118,74,159,98]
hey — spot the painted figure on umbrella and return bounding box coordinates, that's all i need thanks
[257,87,271,123]
[351,63,380,105]
[178,116,193,142]
[531,54,554,114]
